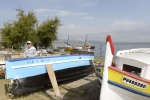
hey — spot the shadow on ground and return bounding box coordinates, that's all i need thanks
[0,74,101,100]
[61,78,101,100]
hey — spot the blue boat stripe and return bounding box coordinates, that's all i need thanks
[96,73,102,79]
[12,59,91,69]
[96,74,150,98]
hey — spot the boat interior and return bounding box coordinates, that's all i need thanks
[122,64,141,76]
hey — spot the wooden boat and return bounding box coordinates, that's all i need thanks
[76,38,95,49]
[94,35,150,100]
[73,46,83,50]
[0,61,5,74]
[5,51,94,95]
[90,46,95,49]
[65,46,73,51]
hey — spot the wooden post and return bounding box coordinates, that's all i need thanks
[46,64,61,100]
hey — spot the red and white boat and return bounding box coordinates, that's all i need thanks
[95,35,150,100]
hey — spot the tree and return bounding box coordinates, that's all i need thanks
[1,9,38,49]
[0,9,61,49]
[37,17,61,48]
[0,22,13,48]
[12,9,38,47]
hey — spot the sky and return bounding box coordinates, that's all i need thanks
[0,0,150,42]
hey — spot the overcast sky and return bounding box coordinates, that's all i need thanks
[0,0,150,42]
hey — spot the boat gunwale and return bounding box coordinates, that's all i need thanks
[8,54,94,62]
[108,66,150,84]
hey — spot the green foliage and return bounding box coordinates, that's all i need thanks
[1,22,13,47]
[0,9,61,49]
[14,9,37,44]
[37,17,61,48]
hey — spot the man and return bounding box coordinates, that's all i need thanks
[24,41,37,57]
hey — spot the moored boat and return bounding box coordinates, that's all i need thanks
[65,46,73,51]
[73,46,83,50]
[95,35,150,100]
[5,51,94,95]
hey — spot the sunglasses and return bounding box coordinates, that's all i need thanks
[27,43,31,45]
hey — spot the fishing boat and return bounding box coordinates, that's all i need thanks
[64,35,73,51]
[95,35,150,100]
[77,39,95,49]
[5,51,94,95]
[0,53,11,74]
[65,46,73,51]
[73,46,83,50]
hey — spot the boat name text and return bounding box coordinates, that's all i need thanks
[26,58,51,64]
[122,76,148,89]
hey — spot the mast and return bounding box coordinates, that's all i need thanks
[67,35,69,44]
[77,39,93,45]
[84,34,88,46]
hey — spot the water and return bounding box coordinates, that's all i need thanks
[53,41,150,58]
[94,42,150,57]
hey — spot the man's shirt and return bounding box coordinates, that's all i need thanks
[24,46,37,57]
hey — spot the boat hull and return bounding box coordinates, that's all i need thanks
[8,65,93,95]
[108,81,150,100]
[65,47,73,51]
[95,66,150,100]
[97,74,150,100]
[73,47,82,50]
[5,54,94,95]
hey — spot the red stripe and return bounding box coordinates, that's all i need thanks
[106,35,115,55]
[108,66,150,84]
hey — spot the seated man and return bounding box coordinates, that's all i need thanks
[24,41,37,58]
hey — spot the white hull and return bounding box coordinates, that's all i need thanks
[74,47,82,50]
[97,77,150,100]
[99,35,150,100]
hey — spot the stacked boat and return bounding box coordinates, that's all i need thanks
[95,35,150,100]
[5,51,94,95]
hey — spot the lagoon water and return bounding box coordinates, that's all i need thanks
[53,41,150,58]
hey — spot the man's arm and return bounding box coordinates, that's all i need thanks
[33,48,38,57]
[23,50,26,58]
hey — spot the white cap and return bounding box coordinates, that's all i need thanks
[27,41,32,44]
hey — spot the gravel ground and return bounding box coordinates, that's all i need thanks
[0,74,101,100]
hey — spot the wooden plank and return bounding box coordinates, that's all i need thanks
[46,64,61,100]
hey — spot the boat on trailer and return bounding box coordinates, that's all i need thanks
[5,51,94,95]
[95,35,150,100]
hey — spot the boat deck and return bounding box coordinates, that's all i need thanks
[117,53,150,65]
[116,48,150,65]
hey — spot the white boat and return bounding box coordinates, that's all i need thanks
[95,35,150,100]
[73,46,83,50]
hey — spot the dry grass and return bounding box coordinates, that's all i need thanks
[0,74,100,100]
[94,57,104,63]
[94,57,115,63]
[0,75,41,100]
